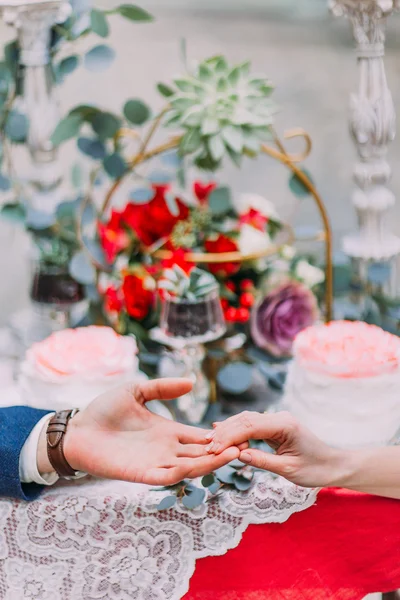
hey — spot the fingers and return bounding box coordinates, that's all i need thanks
[176,424,211,445]
[238,442,249,451]
[206,411,296,455]
[179,446,240,479]
[239,449,292,477]
[177,443,209,458]
[142,447,239,486]
[134,378,193,405]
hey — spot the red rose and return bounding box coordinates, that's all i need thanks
[98,209,130,263]
[204,235,240,277]
[161,248,193,274]
[104,286,124,314]
[239,208,268,232]
[122,273,155,320]
[193,181,216,205]
[122,185,189,247]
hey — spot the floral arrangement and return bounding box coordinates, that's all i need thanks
[98,181,284,337]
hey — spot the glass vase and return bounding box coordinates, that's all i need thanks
[155,289,226,424]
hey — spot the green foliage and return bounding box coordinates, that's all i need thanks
[208,186,231,215]
[103,152,127,178]
[161,56,275,170]
[51,114,82,145]
[84,44,115,72]
[288,168,314,198]
[91,111,121,139]
[90,9,110,38]
[112,4,153,22]
[159,265,218,301]
[5,110,28,142]
[123,99,151,125]
[0,203,26,224]
[217,362,253,395]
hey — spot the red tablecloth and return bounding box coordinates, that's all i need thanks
[184,488,400,600]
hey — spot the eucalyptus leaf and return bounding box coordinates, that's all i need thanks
[288,168,314,198]
[103,152,127,178]
[160,150,181,167]
[90,9,109,38]
[157,495,176,511]
[0,173,11,191]
[367,262,391,285]
[115,4,153,21]
[208,186,231,215]
[92,112,121,139]
[215,465,236,485]
[233,474,253,491]
[58,55,79,77]
[77,137,106,160]
[69,250,96,285]
[26,208,57,230]
[71,163,83,189]
[129,187,154,203]
[182,487,206,509]
[123,99,151,125]
[4,41,19,79]
[217,362,253,395]
[148,170,172,184]
[201,474,215,488]
[208,481,221,494]
[84,44,115,72]
[0,203,25,224]
[157,83,174,98]
[5,111,29,143]
[51,114,82,145]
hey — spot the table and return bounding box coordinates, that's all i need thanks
[185,488,400,600]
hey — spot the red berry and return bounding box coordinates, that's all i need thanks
[221,298,229,310]
[240,292,254,308]
[224,307,237,322]
[240,279,254,291]
[225,281,236,292]
[236,307,250,323]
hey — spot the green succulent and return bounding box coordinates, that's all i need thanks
[160,56,275,170]
[159,265,218,301]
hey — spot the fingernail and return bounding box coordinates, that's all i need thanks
[206,442,215,453]
[240,452,252,464]
[205,431,214,441]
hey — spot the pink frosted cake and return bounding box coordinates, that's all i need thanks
[283,321,400,448]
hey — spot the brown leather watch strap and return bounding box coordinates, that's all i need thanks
[46,410,78,478]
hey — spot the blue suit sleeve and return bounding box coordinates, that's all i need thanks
[0,406,51,501]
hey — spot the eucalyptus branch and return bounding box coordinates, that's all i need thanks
[100,106,172,216]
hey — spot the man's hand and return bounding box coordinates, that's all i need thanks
[37,378,240,486]
[206,411,348,488]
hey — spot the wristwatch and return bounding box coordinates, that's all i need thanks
[46,409,86,480]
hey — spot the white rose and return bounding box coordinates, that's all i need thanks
[295,260,325,288]
[233,193,280,221]
[238,224,271,256]
[281,245,296,260]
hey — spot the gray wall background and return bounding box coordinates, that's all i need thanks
[1,0,400,324]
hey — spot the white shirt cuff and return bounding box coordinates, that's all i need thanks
[19,413,59,486]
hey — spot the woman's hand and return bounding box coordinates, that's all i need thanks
[206,411,348,488]
[38,378,241,486]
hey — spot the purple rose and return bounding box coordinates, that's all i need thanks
[251,281,319,357]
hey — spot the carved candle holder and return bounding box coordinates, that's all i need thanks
[329,0,400,297]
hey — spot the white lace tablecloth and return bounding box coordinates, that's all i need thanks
[0,327,318,600]
[0,476,317,600]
